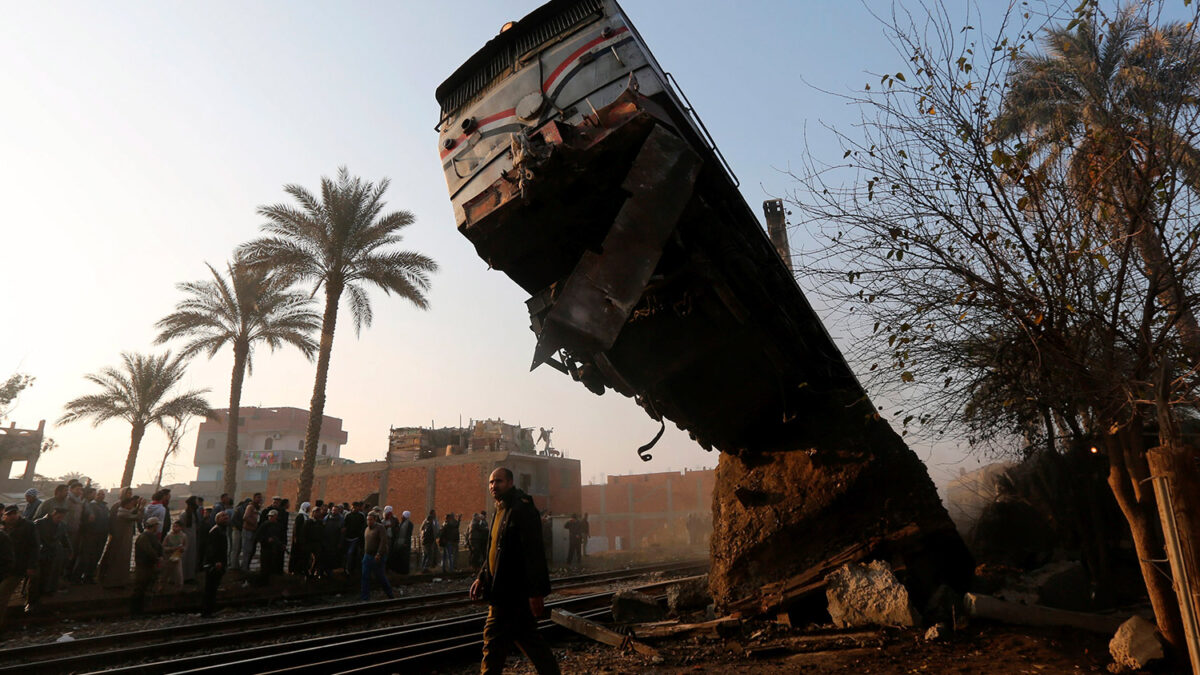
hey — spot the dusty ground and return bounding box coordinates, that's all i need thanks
[450,620,1117,674]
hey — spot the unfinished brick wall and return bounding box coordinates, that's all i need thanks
[435,463,487,517]
[548,463,581,517]
[581,469,714,550]
[323,469,383,506]
[385,466,428,515]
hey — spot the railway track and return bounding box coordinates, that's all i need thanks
[0,560,704,674]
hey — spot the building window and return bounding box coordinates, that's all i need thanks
[321,444,327,455]
[520,473,532,492]
[297,440,304,451]
[206,438,215,449]
[264,437,274,450]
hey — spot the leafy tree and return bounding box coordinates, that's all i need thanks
[791,1,1200,658]
[155,257,320,497]
[239,167,437,503]
[58,352,212,490]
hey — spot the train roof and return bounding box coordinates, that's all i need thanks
[435,0,605,112]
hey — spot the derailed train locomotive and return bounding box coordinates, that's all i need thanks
[434,0,861,457]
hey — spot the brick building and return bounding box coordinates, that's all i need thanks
[190,406,349,498]
[581,468,714,551]
[267,450,580,523]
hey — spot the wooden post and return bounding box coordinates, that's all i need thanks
[550,609,659,658]
[1147,447,1200,674]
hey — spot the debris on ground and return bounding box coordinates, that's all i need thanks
[1108,615,1164,671]
[665,575,710,615]
[550,609,660,659]
[462,616,1112,674]
[825,559,921,628]
[995,560,1094,611]
[965,592,1126,634]
[611,590,666,623]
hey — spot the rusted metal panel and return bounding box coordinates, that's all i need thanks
[531,124,701,367]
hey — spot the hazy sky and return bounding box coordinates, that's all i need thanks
[0,1,998,491]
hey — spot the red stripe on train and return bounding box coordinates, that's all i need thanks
[542,26,629,94]
[439,108,518,159]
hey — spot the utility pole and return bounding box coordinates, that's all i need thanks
[763,199,792,273]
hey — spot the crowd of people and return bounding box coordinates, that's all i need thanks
[0,481,525,632]
[0,465,570,673]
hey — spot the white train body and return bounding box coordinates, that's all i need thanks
[436,0,693,226]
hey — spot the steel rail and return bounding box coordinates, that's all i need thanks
[97,591,632,674]
[0,562,702,674]
[279,607,612,675]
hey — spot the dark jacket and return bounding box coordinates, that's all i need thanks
[396,518,413,549]
[0,529,13,580]
[343,511,366,540]
[34,516,71,561]
[438,517,459,548]
[204,524,228,569]
[304,516,324,550]
[89,500,110,535]
[257,519,285,549]
[23,499,41,521]
[476,488,550,605]
[135,530,163,568]
[4,518,38,573]
[468,518,489,550]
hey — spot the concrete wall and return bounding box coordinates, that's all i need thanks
[193,407,349,487]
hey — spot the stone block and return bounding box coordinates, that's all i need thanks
[1108,615,1163,671]
[825,560,921,628]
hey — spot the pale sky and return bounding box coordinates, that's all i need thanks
[0,1,994,491]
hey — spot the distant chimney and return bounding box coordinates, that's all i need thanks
[762,199,792,273]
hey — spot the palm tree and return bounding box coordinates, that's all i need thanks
[994,5,1200,362]
[59,352,212,490]
[239,167,437,503]
[155,258,321,498]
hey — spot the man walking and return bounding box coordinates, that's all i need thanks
[360,509,394,601]
[469,468,559,675]
[202,511,229,616]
